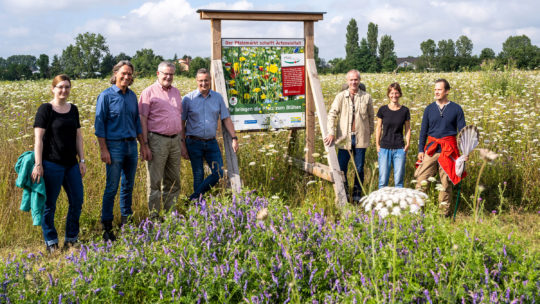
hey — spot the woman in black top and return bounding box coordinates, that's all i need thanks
[32,74,86,253]
[375,82,411,188]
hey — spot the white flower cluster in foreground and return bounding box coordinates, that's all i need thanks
[359,187,428,218]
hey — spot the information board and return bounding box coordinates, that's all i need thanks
[222,38,305,131]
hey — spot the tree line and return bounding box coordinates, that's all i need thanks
[0,32,211,81]
[2,26,539,80]
[318,18,539,73]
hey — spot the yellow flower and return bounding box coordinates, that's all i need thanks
[268,64,278,73]
[230,89,238,95]
[252,88,261,93]
[233,62,239,72]
[251,53,256,57]
[244,93,250,99]
[239,57,246,62]
[261,93,266,99]
[229,80,235,86]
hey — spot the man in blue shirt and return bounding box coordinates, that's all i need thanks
[182,68,239,201]
[415,79,466,216]
[95,60,148,241]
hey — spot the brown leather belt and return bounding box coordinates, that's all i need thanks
[186,135,215,142]
[150,131,178,139]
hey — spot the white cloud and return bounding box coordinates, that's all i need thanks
[448,2,495,23]
[5,26,29,37]
[1,0,113,13]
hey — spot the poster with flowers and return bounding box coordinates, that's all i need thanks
[222,38,306,131]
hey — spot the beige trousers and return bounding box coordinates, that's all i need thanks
[146,132,182,215]
[414,152,453,210]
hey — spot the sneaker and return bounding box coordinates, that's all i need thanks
[46,243,59,254]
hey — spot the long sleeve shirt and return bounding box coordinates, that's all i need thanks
[95,85,142,140]
[418,101,466,153]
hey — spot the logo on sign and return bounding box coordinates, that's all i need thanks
[291,117,301,123]
[244,120,257,124]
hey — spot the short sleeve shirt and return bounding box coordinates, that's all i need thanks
[377,105,410,149]
[181,89,230,139]
[33,103,80,166]
[139,82,183,136]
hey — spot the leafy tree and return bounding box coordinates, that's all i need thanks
[6,55,36,69]
[379,35,397,72]
[50,55,62,77]
[60,44,81,78]
[479,48,496,63]
[100,53,115,77]
[455,35,475,70]
[499,35,540,69]
[345,18,361,70]
[328,58,347,74]
[188,57,211,77]
[358,38,378,72]
[114,52,132,62]
[367,22,378,57]
[131,49,164,77]
[366,22,380,72]
[75,32,110,78]
[418,39,437,70]
[456,35,473,57]
[0,57,6,69]
[36,54,50,78]
[437,39,457,71]
[4,63,32,80]
[314,45,328,74]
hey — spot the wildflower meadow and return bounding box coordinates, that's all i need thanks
[0,69,538,303]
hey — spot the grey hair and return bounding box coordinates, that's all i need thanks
[346,69,361,80]
[110,60,134,85]
[196,68,210,77]
[158,61,176,72]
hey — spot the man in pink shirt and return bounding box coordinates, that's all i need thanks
[139,61,187,220]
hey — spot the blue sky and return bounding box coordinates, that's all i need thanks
[0,0,538,61]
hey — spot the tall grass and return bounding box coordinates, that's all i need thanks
[0,70,539,248]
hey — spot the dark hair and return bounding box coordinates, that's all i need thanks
[110,60,134,85]
[52,74,71,88]
[387,82,402,97]
[435,78,451,90]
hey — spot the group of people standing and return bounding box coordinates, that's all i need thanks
[28,63,465,253]
[326,69,465,214]
[30,61,237,252]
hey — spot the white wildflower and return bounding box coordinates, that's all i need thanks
[379,207,389,218]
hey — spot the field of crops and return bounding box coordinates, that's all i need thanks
[0,70,538,302]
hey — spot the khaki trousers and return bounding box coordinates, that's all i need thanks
[414,152,453,209]
[146,132,182,215]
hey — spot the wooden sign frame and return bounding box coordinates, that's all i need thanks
[197,9,347,207]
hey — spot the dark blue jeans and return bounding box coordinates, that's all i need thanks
[41,160,84,246]
[101,140,138,222]
[186,138,224,200]
[337,135,366,201]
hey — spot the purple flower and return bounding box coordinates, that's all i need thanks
[424,290,432,304]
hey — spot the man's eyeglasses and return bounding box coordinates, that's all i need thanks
[159,71,174,77]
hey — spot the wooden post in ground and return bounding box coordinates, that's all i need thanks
[305,59,348,207]
[304,21,315,165]
[209,18,242,193]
